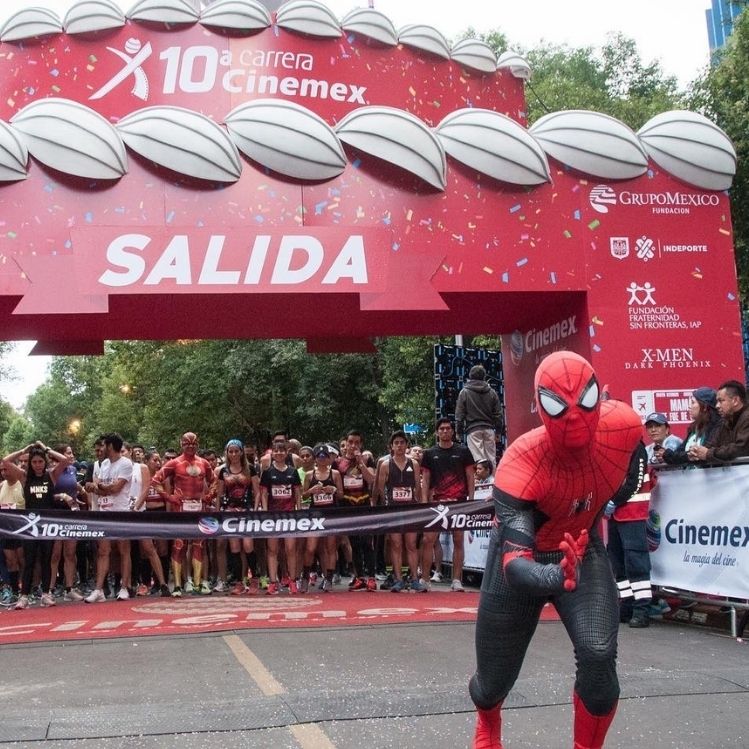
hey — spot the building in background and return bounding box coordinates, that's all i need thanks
[706,0,746,55]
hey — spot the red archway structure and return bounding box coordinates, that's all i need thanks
[0,0,741,439]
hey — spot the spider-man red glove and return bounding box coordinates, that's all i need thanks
[559,529,589,591]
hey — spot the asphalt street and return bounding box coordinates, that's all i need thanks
[0,605,747,749]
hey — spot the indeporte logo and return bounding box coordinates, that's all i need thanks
[90,38,153,101]
[589,185,617,214]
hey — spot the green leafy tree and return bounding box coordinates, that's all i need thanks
[690,7,749,294]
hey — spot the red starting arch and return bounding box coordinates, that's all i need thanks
[0,1,741,439]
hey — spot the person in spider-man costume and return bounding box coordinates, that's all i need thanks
[469,351,642,749]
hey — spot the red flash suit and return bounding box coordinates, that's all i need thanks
[470,352,641,749]
[151,434,214,590]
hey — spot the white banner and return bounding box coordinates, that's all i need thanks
[650,464,749,599]
[441,482,493,572]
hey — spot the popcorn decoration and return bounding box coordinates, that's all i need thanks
[530,110,649,180]
[225,99,347,180]
[10,98,127,180]
[0,8,63,42]
[637,110,737,191]
[341,8,398,47]
[199,0,272,32]
[275,0,342,39]
[398,24,451,59]
[0,121,28,182]
[336,106,447,190]
[497,50,532,81]
[437,108,550,185]
[126,0,200,25]
[63,0,127,35]
[451,38,497,74]
[117,106,241,182]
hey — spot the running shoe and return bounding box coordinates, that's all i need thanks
[298,577,309,594]
[230,582,245,596]
[63,588,84,602]
[309,572,318,586]
[247,577,260,595]
[332,573,341,585]
[375,572,388,581]
[184,579,194,594]
[200,580,212,595]
[213,580,227,594]
[171,587,183,598]
[390,579,405,593]
[380,573,395,590]
[366,577,377,592]
[0,586,14,605]
[266,581,279,596]
[349,577,367,591]
[136,583,149,597]
[160,584,171,597]
[85,589,106,603]
[259,575,269,590]
[451,579,465,592]
[280,575,291,589]
[116,587,130,600]
[410,579,428,593]
[289,580,299,595]
[41,592,56,607]
[149,584,161,596]
[430,570,443,583]
[13,595,30,610]
[321,578,333,592]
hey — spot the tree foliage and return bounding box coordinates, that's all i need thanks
[690,6,749,293]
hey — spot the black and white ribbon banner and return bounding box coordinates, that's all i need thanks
[0,501,494,541]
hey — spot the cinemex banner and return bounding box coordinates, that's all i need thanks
[649,465,749,599]
[0,501,493,541]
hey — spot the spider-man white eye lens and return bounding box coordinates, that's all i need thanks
[538,387,568,418]
[578,378,599,410]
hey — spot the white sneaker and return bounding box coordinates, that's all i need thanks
[40,592,57,607]
[116,587,130,600]
[64,588,84,602]
[13,595,29,610]
[212,580,227,593]
[200,580,212,595]
[430,570,443,583]
[85,589,105,603]
[185,579,195,594]
[451,579,465,592]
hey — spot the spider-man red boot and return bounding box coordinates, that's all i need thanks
[472,704,503,748]
[573,691,616,749]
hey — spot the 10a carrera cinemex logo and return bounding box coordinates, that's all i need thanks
[590,185,720,215]
[91,39,368,104]
[424,505,493,531]
[12,513,104,539]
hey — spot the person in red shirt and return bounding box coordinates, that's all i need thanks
[469,352,641,749]
[151,432,215,597]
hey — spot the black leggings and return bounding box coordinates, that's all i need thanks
[470,532,619,716]
[21,539,53,595]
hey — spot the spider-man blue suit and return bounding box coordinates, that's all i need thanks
[469,351,642,749]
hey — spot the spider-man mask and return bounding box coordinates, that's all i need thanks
[534,351,600,451]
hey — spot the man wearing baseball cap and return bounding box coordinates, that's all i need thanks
[643,413,682,464]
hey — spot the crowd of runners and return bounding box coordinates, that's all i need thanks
[0,422,495,610]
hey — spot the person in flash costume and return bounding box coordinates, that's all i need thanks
[151,432,215,596]
[469,351,642,749]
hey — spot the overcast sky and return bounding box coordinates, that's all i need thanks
[0,0,717,409]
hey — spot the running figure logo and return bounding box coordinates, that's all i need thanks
[90,38,152,101]
[12,512,41,537]
[425,504,450,530]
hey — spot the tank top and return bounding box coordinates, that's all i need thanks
[220,465,254,509]
[386,457,417,504]
[307,469,338,508]
[25,471,55,511]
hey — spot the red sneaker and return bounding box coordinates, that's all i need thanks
[289,580,299,595]
[266,582,279,596]
[473,707,502,749]
[366,577,377,592]
[230,582,245,596]
[349,577,366,591]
